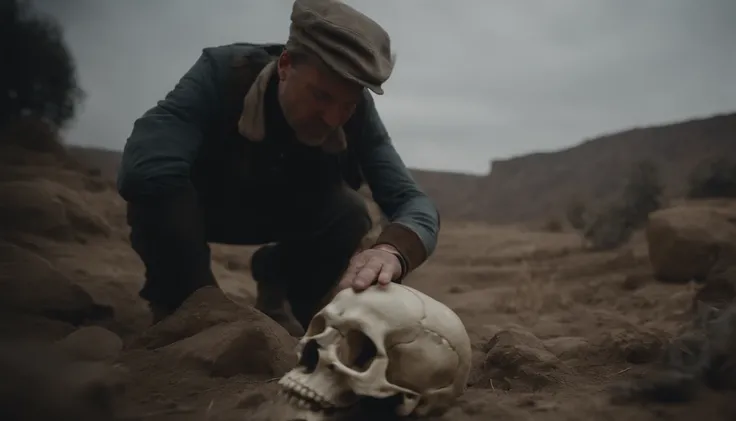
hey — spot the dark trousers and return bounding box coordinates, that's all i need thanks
[126,184,372,328]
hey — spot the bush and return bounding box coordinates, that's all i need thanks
[544,218,563,232]
[1,0,84,131]
[565,199,587,231]
[687,158,736,199]
[581,160,663,250]
[620,160,663,227]
[583,205,633,251]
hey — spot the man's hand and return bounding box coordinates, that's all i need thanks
[338,245,403,292]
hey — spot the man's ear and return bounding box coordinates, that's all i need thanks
[277,51,291,81]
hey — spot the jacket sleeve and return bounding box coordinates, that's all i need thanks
[355,92,441,276]
[117,49,220,202]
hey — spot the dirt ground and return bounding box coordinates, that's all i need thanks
[2,142,736,420]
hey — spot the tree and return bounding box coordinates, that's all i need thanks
[565,198,587,231]
[1,0,84,130]
[580,160,663,250]
[621,159,663,227]
[687,158,736,199]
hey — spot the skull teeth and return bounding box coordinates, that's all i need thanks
[279,389,338,413]
[278,380,346,413]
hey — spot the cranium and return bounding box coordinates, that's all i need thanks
[277,283,472,419]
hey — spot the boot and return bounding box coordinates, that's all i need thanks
[255,281,305,337]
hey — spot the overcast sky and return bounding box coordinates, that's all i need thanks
[31,0,736,174]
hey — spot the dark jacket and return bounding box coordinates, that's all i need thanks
[117,42,439,273]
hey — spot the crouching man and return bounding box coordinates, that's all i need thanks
[116,0,440,336]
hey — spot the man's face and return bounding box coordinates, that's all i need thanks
[276,51,363,146]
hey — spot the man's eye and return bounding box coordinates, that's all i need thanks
[312,89,331,102]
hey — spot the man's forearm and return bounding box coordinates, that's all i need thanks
[349,91,440,276]
[373,188,439,274]
[360,140,440,275]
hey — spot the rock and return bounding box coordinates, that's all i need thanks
[0,242,113,325]
[0,340,128,421]
[133,286,286,349]
[699,301,736,390]
[543,336,590,359]
[0,181,73,241]
[473,327,564,391]
[0,179,111,242]
[646,203,736,283]
[134,286,298,377]
[621,272,649,290]
[56,326,123,362]
[693,266,736,311]
[599,327,665,364]
[236,389,272,409]
[0,311,76,342]
[486,328,558,366]
[162,319,297,378]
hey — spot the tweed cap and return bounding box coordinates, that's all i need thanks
[286,0,395,94]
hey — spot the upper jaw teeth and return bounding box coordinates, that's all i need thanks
[277,376,358,413]
[278,389,338,412]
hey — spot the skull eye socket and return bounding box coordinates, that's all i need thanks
[298,339,319,373]
[304,314,326,337]
[336,330,377,372]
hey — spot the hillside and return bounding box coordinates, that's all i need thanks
[475,112,736,223]
[67,111,736,224]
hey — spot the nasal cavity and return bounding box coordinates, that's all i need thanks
[298,339,320,373]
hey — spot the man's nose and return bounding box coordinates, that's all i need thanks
[321,105,348,129]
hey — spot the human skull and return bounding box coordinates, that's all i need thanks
[277,283,472,419]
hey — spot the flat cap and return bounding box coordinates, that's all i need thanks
[286,0,395,94]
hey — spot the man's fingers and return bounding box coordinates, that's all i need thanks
[376,265,393,287]
[339,254,366,286]
[353,259,383,290]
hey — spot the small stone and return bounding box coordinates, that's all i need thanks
[56,326,123,362]
[475,327,565,391]
[601,328,664,364]
[543,336,590,359]
[236,390,270,409]
[621,273,648,290]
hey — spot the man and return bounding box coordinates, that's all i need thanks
[116,0,440,336]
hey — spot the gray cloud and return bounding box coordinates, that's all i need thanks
[32,0,736,174]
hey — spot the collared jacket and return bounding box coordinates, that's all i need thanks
[117,42,439,275]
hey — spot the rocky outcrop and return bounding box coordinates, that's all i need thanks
[131,287,297,378]
[0,179,111,242]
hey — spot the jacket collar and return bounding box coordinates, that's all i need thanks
[237,60,347,154]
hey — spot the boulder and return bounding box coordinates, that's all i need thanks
[136,287,297,377]
[0,179,111,242]
[0,340,128,421]
[132,286,288,349]
[161,319,297,378]
[646,203,736,283]
[0,242,113,325]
